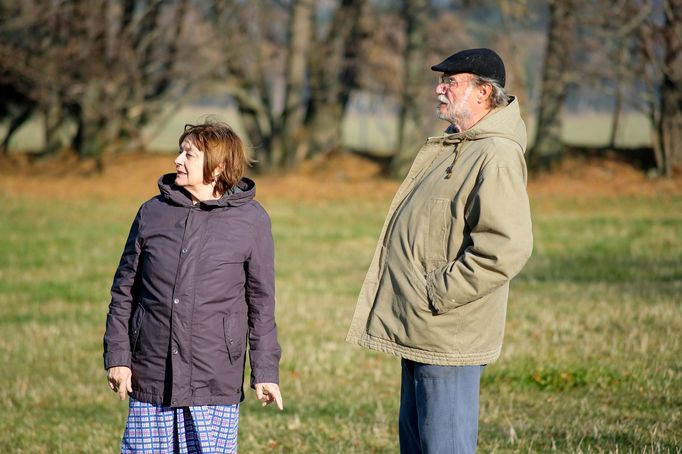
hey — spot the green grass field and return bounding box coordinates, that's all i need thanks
[0,186,680,452]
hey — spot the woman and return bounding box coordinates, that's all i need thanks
[103,121,282,453]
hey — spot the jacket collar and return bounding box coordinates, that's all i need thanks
[434,97,527,152]
[157,173,256,209]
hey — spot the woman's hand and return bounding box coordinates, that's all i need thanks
[107,366,133,400]
[255,383,283,410]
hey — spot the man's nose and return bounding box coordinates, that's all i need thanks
[435,83,446,95]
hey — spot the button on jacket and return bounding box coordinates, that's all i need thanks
[103,174,281,407]
[346,98,533,366]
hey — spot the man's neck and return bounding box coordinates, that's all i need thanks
[453,107,492,132]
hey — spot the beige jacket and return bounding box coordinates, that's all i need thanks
[346,98,533,366]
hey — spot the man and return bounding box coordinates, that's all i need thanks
[346,48,533,453]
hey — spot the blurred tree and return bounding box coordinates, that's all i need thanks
[527,0,576,169]
[389,0,429,179]
[212,0,370,169]
[557,0,640,151]
[1,0,676,175]
[589,0,650,150]
[495,0,538,120]
[657,0,682,176]
[0,84,35,155]
[305,0,370,159]
[275,0,314,167]
[629,0,681,176]
[0,0,205,167]
[68,0,198,169]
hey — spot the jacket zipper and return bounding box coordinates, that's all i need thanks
[378,141,460,273]
[444,143,461,179]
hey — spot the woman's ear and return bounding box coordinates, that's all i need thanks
[213,164,224,181]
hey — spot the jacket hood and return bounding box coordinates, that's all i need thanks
[158,173,256,208]
[442,96,527,153]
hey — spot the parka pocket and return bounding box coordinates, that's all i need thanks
[223,316,246,364]
[426,198,450,270]
[129,303,146,357]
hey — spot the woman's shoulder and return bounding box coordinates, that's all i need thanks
[236,200,271,224]
[140,194,167,210]
[135,195,175,219]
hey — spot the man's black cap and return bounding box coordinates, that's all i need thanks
[431,48,506,87]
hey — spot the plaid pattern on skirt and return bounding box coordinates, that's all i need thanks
[122,397,239,453]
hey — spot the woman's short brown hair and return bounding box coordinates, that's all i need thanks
[178,121,252,195]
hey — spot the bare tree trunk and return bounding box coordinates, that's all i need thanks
[44,94,64,156]
[389,0,429,179]
[279,0,314,167]
[528,0,576,169]
[609,45,627,149]
[496,0,532,119]
[211,2,275,169]
[305,0,369,157]
[1,107,31,154]
[0,87,33,154]
[658,0,682,176]
[73,83,107,161]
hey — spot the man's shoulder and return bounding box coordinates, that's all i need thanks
[472,136,525,166]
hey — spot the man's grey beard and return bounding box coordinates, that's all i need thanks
[436,107,451,122]
[436,90,473,126]
[436,102,472,126]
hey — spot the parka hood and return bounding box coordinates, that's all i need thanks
[157,173,256,209]
[442,96,527,153]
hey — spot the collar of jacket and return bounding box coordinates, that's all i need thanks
[429,96,526,151]
[157,173,255,209]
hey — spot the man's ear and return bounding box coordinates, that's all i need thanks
[476,83,492,104]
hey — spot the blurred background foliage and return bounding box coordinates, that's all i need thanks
[0,0,680,176]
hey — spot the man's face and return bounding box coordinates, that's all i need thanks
[435,73,476,126]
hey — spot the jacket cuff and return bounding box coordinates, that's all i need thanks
[250,369,280,388]
[103,351,131,370]
[426,270,447,314]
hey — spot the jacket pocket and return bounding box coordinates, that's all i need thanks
[129,303,146,357]
[223,316,246,364]
[426,198,450,270]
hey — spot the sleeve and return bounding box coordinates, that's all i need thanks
[426,158,533,314]
[246,207,281,387]
[102,206,143,370]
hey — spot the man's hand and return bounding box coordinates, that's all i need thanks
[255,383,283,410]
[107,366,133,400]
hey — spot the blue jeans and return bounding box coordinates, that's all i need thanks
[399,359,483,454]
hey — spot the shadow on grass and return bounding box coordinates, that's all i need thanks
[518,255,681,285]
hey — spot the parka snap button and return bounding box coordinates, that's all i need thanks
[181,248,187,254]
[173,298,179,305]
[172,348,178,355]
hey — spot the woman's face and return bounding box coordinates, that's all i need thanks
[175,138,206,192]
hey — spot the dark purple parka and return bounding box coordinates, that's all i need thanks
[103,174,281,407]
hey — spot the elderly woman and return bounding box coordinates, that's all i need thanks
[103,121,282,453]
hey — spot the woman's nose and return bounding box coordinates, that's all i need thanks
[175,153,183,165]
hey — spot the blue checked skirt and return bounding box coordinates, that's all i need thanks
[122,397,239,453]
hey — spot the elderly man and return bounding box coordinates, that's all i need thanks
[346,48,533,453]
